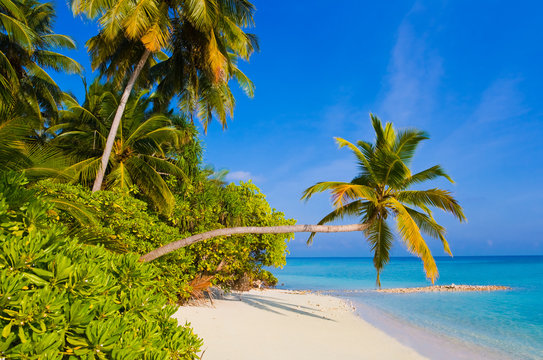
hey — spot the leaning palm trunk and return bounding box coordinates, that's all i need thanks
[140,223,368,262]
[92,49,151,192]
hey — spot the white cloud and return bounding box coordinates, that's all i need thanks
[378,17,443,126]
[225,170,263,183]
[471,78,528,124]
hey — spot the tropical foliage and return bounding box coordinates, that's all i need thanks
[0,0,81,119]
[71,0,259,191]
[35,177,293,303]
[0,172,202,359]
[0,0,300,357]
[302,115,466,286]
[51,81,194,214]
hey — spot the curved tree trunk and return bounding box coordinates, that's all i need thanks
[92,49,151,192]
[140,223,368,262]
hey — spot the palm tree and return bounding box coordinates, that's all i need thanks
[51,81,193,214]
[301,114,466,286]
[0,0,81,119]
[71,0,258,192]
[139,116,465,288]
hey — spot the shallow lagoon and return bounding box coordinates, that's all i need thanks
[271,256,543,360]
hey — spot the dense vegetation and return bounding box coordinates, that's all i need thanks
[1,0,466,357]
[0,172,202,358]
[0,0,295,358]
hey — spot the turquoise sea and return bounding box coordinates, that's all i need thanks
[269,257,543,360]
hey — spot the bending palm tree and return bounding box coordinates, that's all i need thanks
[302,114,466,286]
[139,115,464,288]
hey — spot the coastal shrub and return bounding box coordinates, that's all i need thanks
[35,178,294,301]
[174,180,294,289]
[0,172,202,359]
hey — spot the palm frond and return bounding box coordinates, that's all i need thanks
[124,156,175,214]
[365,217,393,288]
[335,137,378,182]
[34,50,82,74]
[393,129,428,164]
[387,198,438,283]
[401,165,454,188]
[397,189,466,222]
[0,12,34,50]
[301,181,377,206]
[184,0,219,31]
[124,114,171,146]
[405,206,452,256]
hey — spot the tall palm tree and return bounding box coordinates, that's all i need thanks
[71,0,258,192]
[0,0,81,119]
[51,81,192,214]
[302,114,466,286]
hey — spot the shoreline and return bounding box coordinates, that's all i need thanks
[173,289,428,360]
[342,293,512,360]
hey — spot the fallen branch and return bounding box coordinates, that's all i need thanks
[140,224,368,262]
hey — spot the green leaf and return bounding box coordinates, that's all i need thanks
[22,273,48,286]
[2,322,12,338]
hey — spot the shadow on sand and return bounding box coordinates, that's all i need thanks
[222,293,336,321]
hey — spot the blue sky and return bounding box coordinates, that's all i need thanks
[53,0,543,257]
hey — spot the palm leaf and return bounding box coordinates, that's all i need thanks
[393,128,428,164]
[365,217,393,287]
[405,206,452,256]
[34,50,82,74]
[123,156,175,214]
[401,165,454,188]
[301,181,377,206]
[335,137,378,182]
[387,198,438,283]
[184,0,219,31]
[397,189,466,222]
[0,12,34,50]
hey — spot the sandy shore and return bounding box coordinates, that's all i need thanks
[173,289,427,360]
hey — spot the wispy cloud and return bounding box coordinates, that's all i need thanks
[440,77,528,158]
[471,78,528,124]
[378,14,443,126]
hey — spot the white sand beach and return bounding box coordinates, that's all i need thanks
[173,289,427,360]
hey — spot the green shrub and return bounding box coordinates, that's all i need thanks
[0,172,202,359]
[35,178,294,301]
[176,181,294,289]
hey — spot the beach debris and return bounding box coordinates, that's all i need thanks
[376,284,511,293]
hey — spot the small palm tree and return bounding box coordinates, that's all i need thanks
[302,114,466,287]
[51,81,193,214]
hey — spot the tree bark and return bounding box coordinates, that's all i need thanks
[139,223,368,262]
[92,49,151,192]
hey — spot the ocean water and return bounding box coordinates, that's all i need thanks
[269,257,543,360]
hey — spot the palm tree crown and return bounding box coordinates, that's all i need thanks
[302,114,466,287]
[51,81,193,214]
[0,0,81,118]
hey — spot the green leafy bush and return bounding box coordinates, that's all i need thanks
[35,176,294,301]
[0,172,202,359]
[174,180,294,289]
